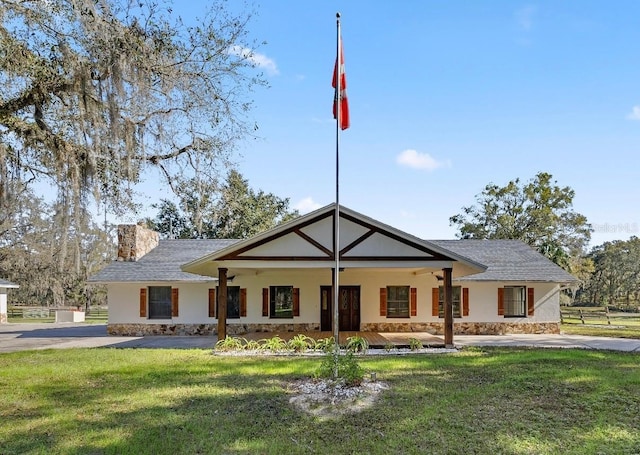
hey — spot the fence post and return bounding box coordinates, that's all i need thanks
[579,310,585,324]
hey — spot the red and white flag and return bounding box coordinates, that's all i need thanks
[332,40,350,130]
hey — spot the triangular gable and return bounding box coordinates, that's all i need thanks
[238,232,329,257]
[181,204,488,276]
[344,232,435,259]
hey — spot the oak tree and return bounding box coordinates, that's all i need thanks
[0,0,265,215]
[450,172,592,267]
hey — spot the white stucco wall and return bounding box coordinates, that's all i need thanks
[0,289,7,317]
[107,268,561,326]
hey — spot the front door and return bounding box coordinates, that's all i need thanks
[320,286,360,332]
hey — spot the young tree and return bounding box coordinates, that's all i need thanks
[450,172,592,267]
[0,0,266,215]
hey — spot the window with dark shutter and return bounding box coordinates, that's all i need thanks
[148,286,172,319]
[269,286,294,319]
[502,286,526,317]
[386,286,410,318]
[437,286,462,318]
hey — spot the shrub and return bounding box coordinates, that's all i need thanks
[260,336,287,352]
[345,335,369,354]
[408,337,423,351]
[288,334,315,353]
[244,340,263,351]
[316,351,364,385]
[314,337,337,353]
[384,341,396,352]
[214,336,244,351]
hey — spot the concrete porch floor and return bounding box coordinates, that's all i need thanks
[242,331,445,348]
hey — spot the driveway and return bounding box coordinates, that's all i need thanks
[0,323,215,353]
[1,323,639,353]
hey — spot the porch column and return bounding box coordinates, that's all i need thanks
[217,268,228,341]
[443,267,454,348]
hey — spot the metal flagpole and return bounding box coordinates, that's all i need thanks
[333,13,341,349]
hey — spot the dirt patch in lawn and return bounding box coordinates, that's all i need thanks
[287,378,389,420]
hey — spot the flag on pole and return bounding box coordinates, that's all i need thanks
[332,40,350,130]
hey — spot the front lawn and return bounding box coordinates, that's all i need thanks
[1,348,639,454]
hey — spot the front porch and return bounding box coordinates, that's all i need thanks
[242,330,445,348]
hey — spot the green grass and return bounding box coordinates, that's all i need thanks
[1,348,639,454]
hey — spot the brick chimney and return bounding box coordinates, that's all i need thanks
[117,224,160,261]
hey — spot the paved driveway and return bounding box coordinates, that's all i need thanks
[1,323,639,353]
[0,323,215,353]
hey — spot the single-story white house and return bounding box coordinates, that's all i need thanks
[89,204,577,343]
[0,278,19,324]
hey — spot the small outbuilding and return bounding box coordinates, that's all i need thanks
[0,279,19,324]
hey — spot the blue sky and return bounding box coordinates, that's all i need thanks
[130,1,640,247]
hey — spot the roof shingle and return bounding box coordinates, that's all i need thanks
[88,239,239,283]
[89,237,577,284]
[430,239,578,283]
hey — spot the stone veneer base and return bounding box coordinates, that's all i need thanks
[107,322,559,336]
[0,313,6,324]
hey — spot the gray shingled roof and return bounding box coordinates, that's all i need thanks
[431,239,579,283]
[88,239,239,283]
[89,237,577,284]
[0,278,19,288]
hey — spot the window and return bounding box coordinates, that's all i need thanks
[438,286,461,318]
[270,286,293,319]
[504,286,526,317]
[226,286,240,319]
[387,286,410,318]
[148,286,172,319]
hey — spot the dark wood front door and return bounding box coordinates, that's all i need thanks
[320,286,361,332]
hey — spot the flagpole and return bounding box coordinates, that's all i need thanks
[333,12,341,348]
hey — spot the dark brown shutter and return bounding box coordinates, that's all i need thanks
[462,287,469,317]
[171,288,179,317]
[208,288,216,318]
[410,287,417,317]
[240,288,247,317]
[262,288,269,317]
[379,288,387,316]
[139,288,147,317]
[293,288,300,317]
[498,288,505,316]
[527,287,535,316]
[432,287,439,317]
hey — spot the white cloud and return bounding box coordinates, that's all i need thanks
[627,106,640,120]
[396,149,451,171]
[227,45,279,76]
[515,5,537,31]
[295,197,322,214]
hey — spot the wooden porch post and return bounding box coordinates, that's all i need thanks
[217,268,228,341]
[443,267,454,348]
